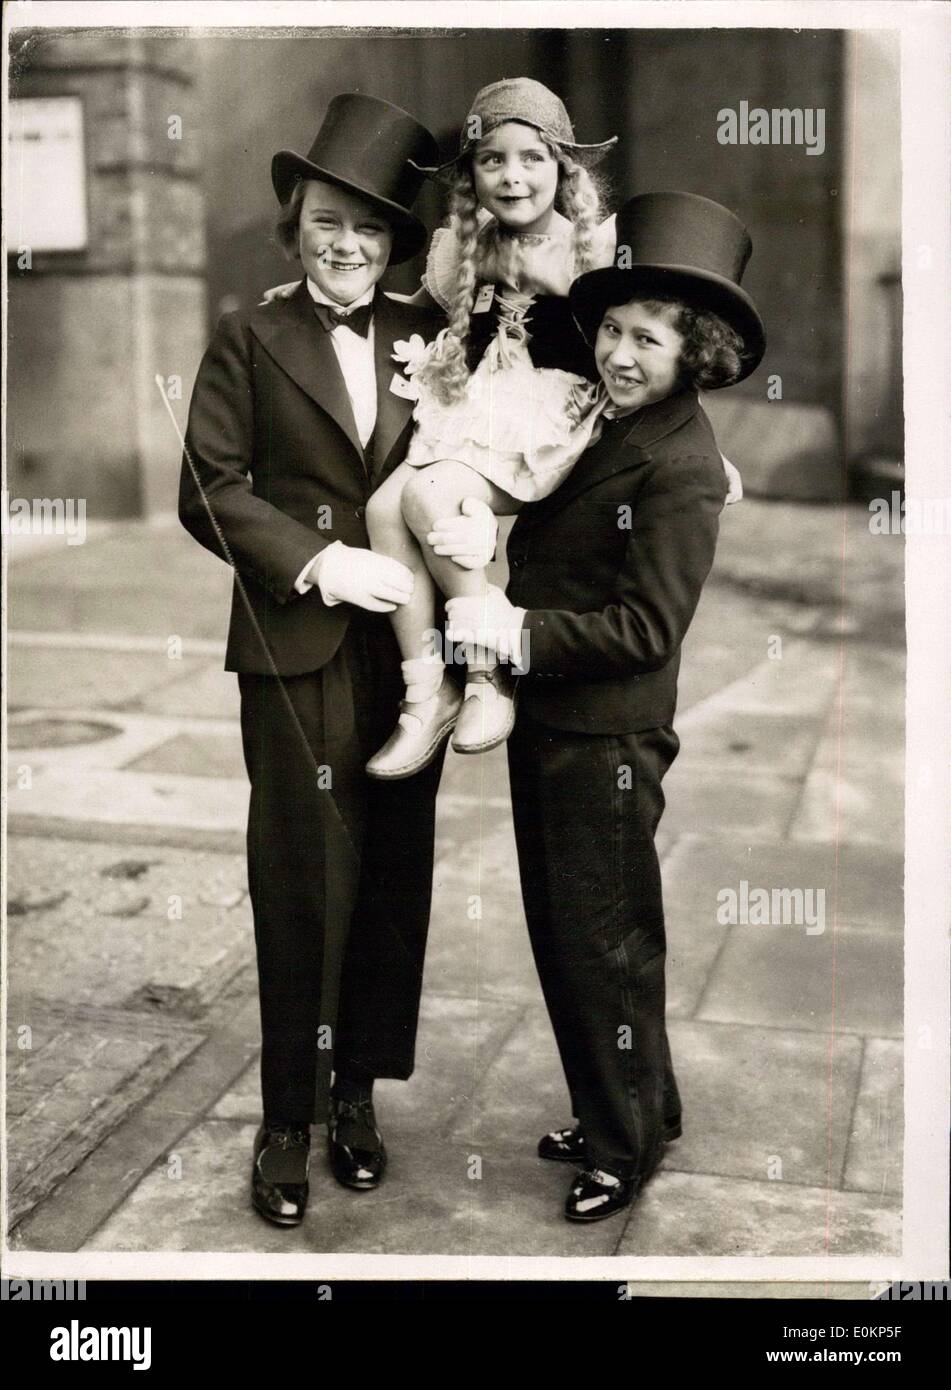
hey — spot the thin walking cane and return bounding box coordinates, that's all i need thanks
[156,375,359,1119]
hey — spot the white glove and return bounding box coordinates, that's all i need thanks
[446,584,527,666]
[313,543,414,612]
[722,455,743,505]
[426,497,499,570]
[258,280,303,306]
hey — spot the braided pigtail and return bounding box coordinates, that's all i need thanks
[416,169,482,405]
[557,155,605,276]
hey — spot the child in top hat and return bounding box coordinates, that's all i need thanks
[446,191,766,1223]
[181,94,495,1227]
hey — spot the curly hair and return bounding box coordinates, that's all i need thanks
[632,297,749,390]
[556,152,605,278]
[416,137,607,406]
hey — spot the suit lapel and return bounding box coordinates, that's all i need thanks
[247,281,364,461]
[371,292,417,476]
[517,390,701,528]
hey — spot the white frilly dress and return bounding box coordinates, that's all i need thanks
[398,211,617,504]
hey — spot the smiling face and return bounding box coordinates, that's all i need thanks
[595,300,686,412]
[297,180,393,305]
[471,122,560,235]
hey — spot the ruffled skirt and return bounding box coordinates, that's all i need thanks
[404,342,606,503]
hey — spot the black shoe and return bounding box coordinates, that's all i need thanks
[539,1118,681,1163]
[564,1167,637,1223]
[327,1096,386,1191]
[251,1123,310,1227]
[538,1125,587,1163]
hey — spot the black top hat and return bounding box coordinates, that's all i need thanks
[569,192,766,383]
[271,94,438,264]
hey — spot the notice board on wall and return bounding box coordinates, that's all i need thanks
[9,96,89,253]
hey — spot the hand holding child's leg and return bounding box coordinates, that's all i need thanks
[401,461,519,755]
[365,464,460,779]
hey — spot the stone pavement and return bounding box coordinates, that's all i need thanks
[5,501,905,1275]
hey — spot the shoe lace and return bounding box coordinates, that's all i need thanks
[268,1126,310,1150]
[587,1168,622,1188]
[332,1097,375,1122]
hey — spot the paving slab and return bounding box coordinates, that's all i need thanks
[710,499,904,648]
[662,834,904,938]
[6,999,204,1230]
[447,1005,579,1148]
[85,1119,623,1256]
[128,730,247,779]
[8,521,233,641]
[791,764,904,848]
[7,707,237,772]
[836,645,906,721]
[617,1170,901,1257]
[8,645,210,713]
[673,581,780,715]
[11,973,262,1251]
[6,835,252,1011]
[140,662,241,719]
[661,765,804,841]
[8,764,250,836]
[674,710,825,779]
[425,789,540,1002]
[663,1021,862,1190]
[842,1039,903,1198]
[676,639,840,721]
[697,924,903,1038]
[666,916,730,1019]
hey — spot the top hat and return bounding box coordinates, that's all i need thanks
[412,77,617,180]
[271,94,438,264]
[569,192,766,383]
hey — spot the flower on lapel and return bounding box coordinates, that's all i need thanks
[391,333,431,377]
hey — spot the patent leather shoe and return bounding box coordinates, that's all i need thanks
[539,1117,681,1163]
[251,1123,310,1227]
[327,1096,386,1191]
[564,1167,637,1223]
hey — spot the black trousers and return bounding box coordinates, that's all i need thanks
[507,712,682,1180]
[238,617,444,1125]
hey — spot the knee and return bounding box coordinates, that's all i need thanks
[365,480,402,546]
[401,461,466,535]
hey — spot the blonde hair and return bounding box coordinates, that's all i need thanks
[416,139,605,405]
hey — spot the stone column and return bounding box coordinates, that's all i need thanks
[8,33,207,519]
[841,31,903,475]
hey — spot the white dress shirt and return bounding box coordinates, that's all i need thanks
[306,277,378,448]
[295,278,379,598]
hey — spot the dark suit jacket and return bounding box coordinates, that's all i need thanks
[506,389,729,734]
[179,281,442,674]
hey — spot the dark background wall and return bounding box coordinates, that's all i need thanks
[9,25,899,513]
[196,28,844,417]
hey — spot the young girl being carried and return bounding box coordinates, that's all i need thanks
[361,76,624,777]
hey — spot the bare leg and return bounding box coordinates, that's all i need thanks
[365,463,438,666]
[364,463,461,777]
[400,459,519,599]
[401,460,521,755]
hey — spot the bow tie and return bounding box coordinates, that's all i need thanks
[314,301,373,338]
